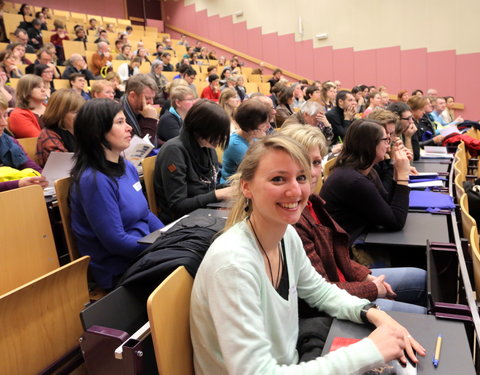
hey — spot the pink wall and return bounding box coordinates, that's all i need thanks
[164,0,479,120]
[16,0,126,19]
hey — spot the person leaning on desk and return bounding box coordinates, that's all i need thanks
[190,134,426,374]
[153,99,234,224]
[320,120,410,250]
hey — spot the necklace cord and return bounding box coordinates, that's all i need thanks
[248,217,282,288]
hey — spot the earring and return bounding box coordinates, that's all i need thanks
[244,198,250,212]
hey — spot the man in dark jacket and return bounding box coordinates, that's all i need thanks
[325,90,356,144]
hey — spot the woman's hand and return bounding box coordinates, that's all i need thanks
[367,309,426,364]
[215,186,235,201]
[18,176,48,188]
[404,123,417,138]
[433,135,445,145]
[392,145,410,181]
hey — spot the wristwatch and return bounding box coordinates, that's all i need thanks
[360,302,379,323]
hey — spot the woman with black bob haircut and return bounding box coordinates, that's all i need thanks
[69,99,164,290]
[320,119,411,251]
[220,99,270,183]
[154,99,234,223]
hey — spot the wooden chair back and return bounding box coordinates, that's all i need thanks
[63,40,86,59]
[258,82,271,95]
[8,77,19,89]
[460,193,477,239]
[162,71,177,81]
[0,185,59,295]
[142,156,159,216]
[244,82,259,95]
[147,266,194,375]
[0,256,90,375]
[16,136,38,162]
[3,13,23,39]
[53,78,72,90]
[247,74,262,83]
[323,156,337,181]
[55,177,79,261]
[469,227,480,294]
[454,172,465,201]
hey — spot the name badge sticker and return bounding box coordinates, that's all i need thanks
[133,181,142,191]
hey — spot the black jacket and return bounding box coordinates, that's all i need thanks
[157,110,182,145]
[154,131,220,223]
[325,106,352,144]
[117,215,225,293]
[61,65,95,82]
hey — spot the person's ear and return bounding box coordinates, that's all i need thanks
[240,179,253,199]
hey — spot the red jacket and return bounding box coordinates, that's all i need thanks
[200,85,220,102]
[294,194,377,301]
[9,108,42,138]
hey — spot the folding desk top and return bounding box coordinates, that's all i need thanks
[413,161,450,173]
[364,212,450,248]
[322,310,475,375]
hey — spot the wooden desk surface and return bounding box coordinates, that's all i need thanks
[364,213,450,248]
[322,311,475,375]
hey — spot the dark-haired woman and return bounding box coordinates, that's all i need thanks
[69,99,164,290]
[34,63,55,101]
[220,100,270,183]
[154,99,234,223]
[274,86,294,127]
[320,120,411,246]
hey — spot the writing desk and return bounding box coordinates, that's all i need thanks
[364,213,450,248]
[362,212,451,268]
[413,162,450,174]
[322,311,475,375]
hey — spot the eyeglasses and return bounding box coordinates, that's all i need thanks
[380,137,391,144]
[401,116,413,121]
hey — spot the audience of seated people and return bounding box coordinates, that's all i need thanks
[0,6,470,372]
[281,123,426,314]
[191,133,425,374]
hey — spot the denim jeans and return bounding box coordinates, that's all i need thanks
[371,267,427,314]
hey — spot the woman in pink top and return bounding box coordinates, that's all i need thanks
[9,75,47,138]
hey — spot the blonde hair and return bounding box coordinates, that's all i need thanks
[43,89,85,128]
[225,134,311,231]
[280,123,328,158]
[219,88,238,119]
[0,93,8,110]
[166,78,189,95]
[91,80,114,98]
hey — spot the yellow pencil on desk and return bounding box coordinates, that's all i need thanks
[433,334,442,368]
